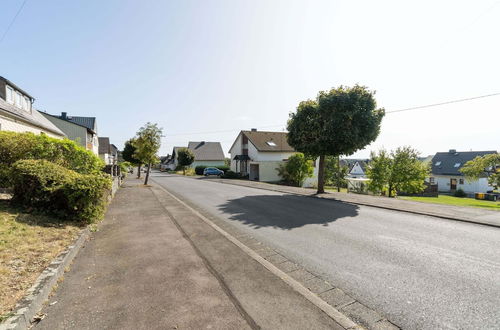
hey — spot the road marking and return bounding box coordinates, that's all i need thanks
[152,180,360,330]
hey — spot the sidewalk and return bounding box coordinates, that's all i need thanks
[34,178,250,330]
[206,177,500,228]
[34,178,345,330]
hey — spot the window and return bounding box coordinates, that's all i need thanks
[429,177,435,184]
[435,161,441,166]
[454,163,461,168]
[459,179,464,184]
[16,92,22,107]
[6,86,14,104]
[24,96,30,111]
[266,141,277,147]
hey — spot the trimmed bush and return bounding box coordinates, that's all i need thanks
[0,131,104,186]
[454,188,466,198]
[222,170,248,179]
[11,159,111,223]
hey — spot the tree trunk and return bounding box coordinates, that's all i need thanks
[337,156,341,192]
[388,183,393,197]
[183,166,186,175]
[317,155,326,194]
[137,164,142,179]
[144,162,151,185]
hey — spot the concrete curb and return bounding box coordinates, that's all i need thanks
[153,182,365,330]
[0,228,90,330]
[208,178,500,229]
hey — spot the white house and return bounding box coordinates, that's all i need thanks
[229,129,318,186]
[0,76,65,138]
[347,160,369,178]
[430,149,497,194]
[165,142,225,170]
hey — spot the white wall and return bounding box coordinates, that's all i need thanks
[433,175,493,193]
[0,115,63,139]
[229,133,243,172]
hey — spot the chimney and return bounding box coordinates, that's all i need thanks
[61,112,67,119]
[449,149,456,154]
[251,128,257,132]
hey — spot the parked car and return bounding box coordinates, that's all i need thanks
[203,167,224,177]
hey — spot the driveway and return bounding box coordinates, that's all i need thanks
[152,173,500,330]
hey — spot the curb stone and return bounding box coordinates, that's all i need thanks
[152,181,404,330]
[0,228,90,330]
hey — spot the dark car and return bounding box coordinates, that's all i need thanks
[203,167,224,177]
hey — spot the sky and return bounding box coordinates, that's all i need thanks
[1,0,499,158]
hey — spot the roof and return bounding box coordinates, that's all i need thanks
[64,116,96,133]
[0,76,35,100]
[239,130,295,152]
[98,137,110,154]
[188,141,225,161]
[0,98,65,136]
[431,150,497,176]
[41,112,95,133]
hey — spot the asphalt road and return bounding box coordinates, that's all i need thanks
[151,173,500,330]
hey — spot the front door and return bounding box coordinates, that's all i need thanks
[249,164,259,181]
[450,178,457,191]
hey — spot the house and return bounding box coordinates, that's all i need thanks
[98,137,118,165]
[430,149,497,194]
[166,142,225,170]
[41,112,99,154]
[188,141,225,168]
[229,129,319,185]
[0,76,65,138]
[346,160,369,178]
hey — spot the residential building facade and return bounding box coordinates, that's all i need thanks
[430,149,497,194]
[42,112,99,154]
[0,76,65,138]
[229,129,318,186]
[98,137,118,165]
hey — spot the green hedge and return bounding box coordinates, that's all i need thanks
[222,170,248,179]
[195,165,230,175]
[11,159,112,223]
[0,131,104,186]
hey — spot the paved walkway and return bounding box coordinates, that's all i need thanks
[201,177,500,228]
[35,178,251,330]
[35,178,344,330]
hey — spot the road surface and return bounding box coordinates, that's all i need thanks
[151,173,500,330]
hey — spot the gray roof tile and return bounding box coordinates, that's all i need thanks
[431,150,497,176]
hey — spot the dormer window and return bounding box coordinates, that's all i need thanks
[266,141,277,147]
[5,85,31,112]
[454,163,461,168]
[435,161,441,166]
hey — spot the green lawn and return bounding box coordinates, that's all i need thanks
[399,195,500,211]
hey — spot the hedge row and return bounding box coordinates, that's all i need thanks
[0,131,104,186]
[11,159,111,223]
[194,165,230,175]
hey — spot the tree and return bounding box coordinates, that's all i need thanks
[277,153,314,187]
[122,139,142,178]
[367,147,428,197]
[177,148,195,175]
[287,85,384,193]
[325,156,348,192]
[367,149,391,195]
[133,123,163,185]
[460,153,500,189]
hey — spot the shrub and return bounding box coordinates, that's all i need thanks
[277,153,314,187]
[454,188,466,198]
[0,131,104,187]
[11,159,111,223]
[222,170,248,179]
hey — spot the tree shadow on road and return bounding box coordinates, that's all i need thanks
[217,194,359,230]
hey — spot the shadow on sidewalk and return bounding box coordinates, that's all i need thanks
[217,194,359,230]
